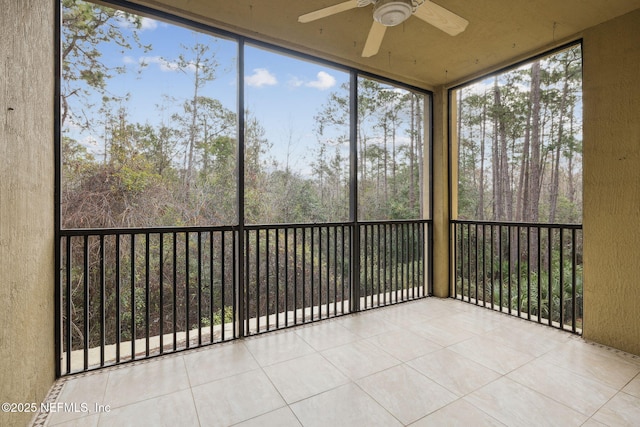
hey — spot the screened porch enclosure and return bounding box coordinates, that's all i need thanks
[56,0,433,376]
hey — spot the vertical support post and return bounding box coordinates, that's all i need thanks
[349,71,360,313]
[236,38,246,337]
[54,0,62,378]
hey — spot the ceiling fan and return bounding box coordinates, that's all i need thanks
[298,0,469,57]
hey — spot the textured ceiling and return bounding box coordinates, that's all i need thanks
[135,0,640,89]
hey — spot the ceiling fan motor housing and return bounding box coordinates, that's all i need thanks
[373,0,414,26]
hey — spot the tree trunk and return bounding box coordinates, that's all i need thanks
[528,61,542,223]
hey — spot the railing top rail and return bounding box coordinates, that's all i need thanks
[244,221,354,230]
[59,224,236,236]
[358,219,432,225]
[451,219,582,229]
[60,219,433,236]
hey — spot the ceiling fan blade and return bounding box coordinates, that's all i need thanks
[362,21,387,57]
[298,0,359,23]
[413,1,469,36]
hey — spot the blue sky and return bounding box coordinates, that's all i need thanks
[66,9,350,173]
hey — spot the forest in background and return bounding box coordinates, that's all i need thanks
[456,45,582,224]
[61,0,426,231]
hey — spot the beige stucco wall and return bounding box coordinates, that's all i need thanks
[0,1,56,426]
[582,8,640,356]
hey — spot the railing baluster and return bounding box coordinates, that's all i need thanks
[548,228,553,326]
[537,226,542,323]
[266,228,270,332]
[185,232,190,348]
[559,227,565,329]
[65,236,72,374]
[145,233,150,356]
[336,227,338,316]
[489,225,494,309]
[115,235,121,364]
[221,231,226,341]
[130,234,136,360]
[172,232,177,351]
[311,226,315,320]
[209,231,214,343]
[99,235,105,366]
[197,232,202,346]
[245,230,250,334]
[498,225,503,310]
[275,229,280,329]
[527,227,531,320]
[159,233,164,352]
[295,227,300,325]
[284,228,289,327]
[326,226,330,317]
[256,229,260,332]
[572,228,577,333]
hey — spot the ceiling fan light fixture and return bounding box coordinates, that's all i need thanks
[373,0,413,26]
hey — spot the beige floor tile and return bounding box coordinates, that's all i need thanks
[50,413,101,427]
[378,305,432,328]
[192,369,285,426]
[263,353,349,403]
[333,310,399,338]
[408,322,477,347]
[290,383,402,427]
[592,392,640,426]
[465,377,587,426]
[294,321,359,351]
[47,371,109,425]
[481,324,565,357]
[410,399,505,426]
[622,372,640,398]
[244,331,315,367]
[103,356,190,409]
[445,312,506,334]
[408,348,501,397]
[449,336,534,375]
[366,329,442,361]
[183,341,258,386]
[357,364,457,425]
[234,406,302,427]
[507,358,618,416]
[540,340,640,389]
[97,389,198,427]
[321,339,400,380]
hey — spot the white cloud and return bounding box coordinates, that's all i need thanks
[139,17,159,31]
[306,71,336,90]
[122,56,136,64]
[115,11,158,31]
[245,68,277,87]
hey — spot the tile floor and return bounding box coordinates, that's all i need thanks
[40,298,640,426]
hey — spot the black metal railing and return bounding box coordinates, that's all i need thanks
[243,223,352,333]
[58,219,430,375]
[451,220,583,333]
[359,220,428,309]
[59,226,237,375]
